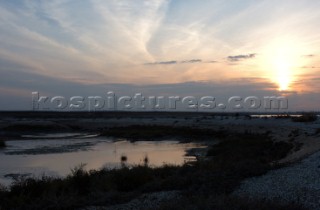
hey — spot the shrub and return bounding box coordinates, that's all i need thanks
[0,139,6,148]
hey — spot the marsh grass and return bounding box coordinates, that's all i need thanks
[0,139,6,148]
[2,124,69,133]
[100,125,228,141]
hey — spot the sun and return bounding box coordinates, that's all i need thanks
[261,37,304,91]
[273,55,292,91]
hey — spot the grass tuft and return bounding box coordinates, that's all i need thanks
[0,139,6,148]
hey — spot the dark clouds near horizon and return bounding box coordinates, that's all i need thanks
[145,59,203,65]
[227,53,257,62]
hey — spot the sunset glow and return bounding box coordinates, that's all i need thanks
[258,37,310,91]
[0,0,320,110]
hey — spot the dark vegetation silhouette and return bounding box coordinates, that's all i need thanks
[0,130,304,210]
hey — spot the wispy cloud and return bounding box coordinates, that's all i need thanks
[1,1,320,110]
[303,54,316,57]
[301,66,320,69]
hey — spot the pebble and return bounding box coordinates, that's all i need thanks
[233,151,320,209]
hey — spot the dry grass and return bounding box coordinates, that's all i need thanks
[0,139,6,148]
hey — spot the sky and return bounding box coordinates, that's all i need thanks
[0,0,320,111]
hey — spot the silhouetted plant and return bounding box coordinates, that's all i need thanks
[121,155,128,167]
[143,155,149,167]
[0,139,6,148]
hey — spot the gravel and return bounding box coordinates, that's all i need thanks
[233,151,320,209]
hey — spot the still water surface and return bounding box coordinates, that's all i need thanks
[0,135,203,186]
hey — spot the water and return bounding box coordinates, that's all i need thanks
[0,136,204,186]
[250,114,303,118]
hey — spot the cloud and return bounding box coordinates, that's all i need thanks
[301,66,320,69]
[145,60,178,65]
[227,53,256,62]
[303,54,316,57]
[145,59,203,65]
[181,59,202,63]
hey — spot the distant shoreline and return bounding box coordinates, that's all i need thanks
[0,110,319,119]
